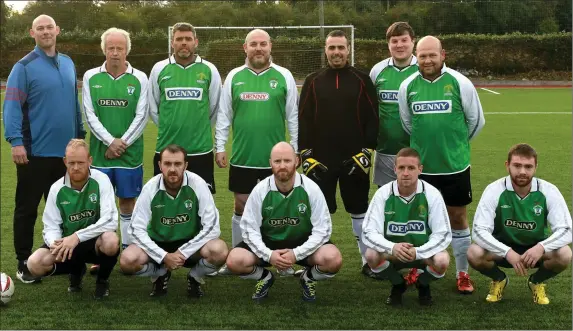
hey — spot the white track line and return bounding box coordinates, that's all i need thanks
[480,88,500,94]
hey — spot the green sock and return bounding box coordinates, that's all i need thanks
[480,264,506,281]
[379,263,404,285]
[530,265,558,284]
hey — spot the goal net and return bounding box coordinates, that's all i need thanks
[167,25,355,82]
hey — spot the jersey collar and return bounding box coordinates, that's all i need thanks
[159,171,190,194]
[420,63,448,83]
[99,61,134,75]
[169,54,203,66]
[63,170,92,192]
[391,179,424,197]
[389,55,418,68]
[269,172,302,192]
[504,176,539,192]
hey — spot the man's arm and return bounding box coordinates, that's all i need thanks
[472,182,511,257]
[42,184,64,246]
[284,70,299,153]
[362,187,396,254]
[74,66,86,139]
[82,70,115,146]
[415,187,452,260]
[178,175,222,258]
[148,63,161,126]
[206,62,222,127]
[398,72,417,135]
[240,182,273,262]
[292,179,332,260]
[121,71,149,147]
[359,71,379,150]
[3,63,27,147]
[297,74,316,152]
[214,70,235,153]
[540,183,573,251]
[455,71,485,140]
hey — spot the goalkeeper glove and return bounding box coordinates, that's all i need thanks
[300,149,328,181]
[343,148,372,175]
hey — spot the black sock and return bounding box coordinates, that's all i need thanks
[530,265,558,284]
[480,264,506,281]
[96,251,119,282]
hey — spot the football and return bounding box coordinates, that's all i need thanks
[1,273,15,305]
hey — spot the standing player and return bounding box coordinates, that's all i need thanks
[120,145,228,297]
[26,139,119,299]
[149,22,221,193]
[398,35,485,293]
[83,27,148,255]
[362,147,451,306]
[299,30,378,277]
[214,29,298,275]
[226,142,341,302]
[468,144,572,304]
[369,22,417,187]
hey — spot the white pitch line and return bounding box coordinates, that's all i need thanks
[480,88,500,94]
[485,112,571,114]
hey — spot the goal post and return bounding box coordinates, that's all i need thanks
[167,25,355,81]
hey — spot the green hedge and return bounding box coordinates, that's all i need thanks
[2,31,571,80]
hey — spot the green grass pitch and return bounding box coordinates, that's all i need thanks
[0,87,571,329]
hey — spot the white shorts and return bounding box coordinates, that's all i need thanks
[373,152,396,187]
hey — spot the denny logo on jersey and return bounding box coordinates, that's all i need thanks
[160,214,191,226]
[411,100,452,114]
[165,87,203,101]
[387,220,427,236]
[379,90,398,103]
[69,209,96,223]
[98,99,129,107]
[269,217,300,227]
[240,92,269,101]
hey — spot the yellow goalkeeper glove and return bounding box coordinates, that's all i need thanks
[300,149,328,181]
[343,148,372,175]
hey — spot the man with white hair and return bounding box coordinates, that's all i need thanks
[82,27,149,259]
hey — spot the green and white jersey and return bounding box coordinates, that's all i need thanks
[215,63,298,168]
[82,62,149,168]
[398,64,485,174]
[129,171,220,264]
[362,179,451,260]
[472,176,572,257]
[42,169,118,246]
[149,55,222,155]
[241,173,331,262]
[369,56,417,155]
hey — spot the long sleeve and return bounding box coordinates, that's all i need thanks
[178,175,221,258]
[74,73,86,139]
[42,183,64,247]
[362,186,396,254]
[453,69,485,140]
[297,74,316,151]
[206,62,222,127]
[214,69,235,153]
[82,70,115,146]
[398,73,417,135]
[292,176,331,260]
[415,186,452,260]
[75,172,119,242]
[121,71,149,146]
[359,71,379,150]
[284,71,299,153]
[148,63,161,126]
[3,63,27,147]
[540,182,573,251]
[472,182,512,257]
[240,182,273,262]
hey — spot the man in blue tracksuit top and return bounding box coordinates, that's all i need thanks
[3,14,86,283]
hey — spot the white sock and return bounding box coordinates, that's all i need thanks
[451,228,471,275]
[232,213,242,247]
[135,263,167,278]
[239,266,265,280]
[306,265,336,281]
[370,260,390,273]
[189,259,218,278]
[351,213,368,266]
[120,213,132,249]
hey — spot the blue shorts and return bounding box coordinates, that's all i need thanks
[92,166,143,198]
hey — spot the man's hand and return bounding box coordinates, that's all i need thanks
[521,243,545,269]
[300,149,328,181]
[105,147,121,159]
[343,148,372,176]
[163,252,185,271]
[53,234,80,262]
[506,249,527,276]
[215,152,228,168]
[270,249,292,270]
[280,249,297,265]
[12,146,29,165]
[108,138,127,157]
[391,242,415,263]
[49,239,63,254]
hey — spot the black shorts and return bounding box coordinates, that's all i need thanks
[495,244,543,269]
[229,165,272,194]
[153,152,215,194]
[41,237,104,275]
[419,167,472,207]
[236,241,334,268]
[311,165,370,214]
[154,239,201,268]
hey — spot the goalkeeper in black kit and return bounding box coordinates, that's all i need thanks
[298,30,379,277]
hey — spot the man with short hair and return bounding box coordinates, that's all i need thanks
[83,27,149,253]
[468,143,572,305]
[120,144,228,298]
[3,14,86,283]
[370,22,417,188]
[149,22,221,193]
[26,139,119,300]
[226,142,341,302]
[214,29,298,275]
[398,35,485,293]
[299,30,378,277]
[362,147,451,306]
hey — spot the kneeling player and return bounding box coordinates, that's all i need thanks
[119,144,228,298]
[226,142,342,302]
[27,139,120,299]
[362,147,452,306]
[468,143,572,304]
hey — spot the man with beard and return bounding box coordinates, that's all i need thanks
[226,142,341,302]
[468,143,572,305]
[119,144,228,298]
[3,14,86,283]
[299,30,378,277]
[214,29,298,275]
[398,36,485,293]
[26,139,119,300]
[149,22,221,193]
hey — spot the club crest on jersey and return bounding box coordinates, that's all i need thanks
[89,193,98,203]
[69,209,96,223]
[161,214,190,226]
[184,199,193,210]
[505,219,537,230]
[379,90,398,103]
[411,100,452,114]
[443,84,454,96]
[418,205,427,218]
[269,217,300,227]
[165,87,203,101]
[533,204,543,216]
[98,99,129,107]
[387,221,426,236]
[269,79,278,89]
[240,92,269,101]
[297,203,307,214]
[127,84,135,95]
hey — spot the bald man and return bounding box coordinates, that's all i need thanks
[3,14,85,283]
[214,29,298,275]
[226,142,341,302]
[398,35,485,294]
